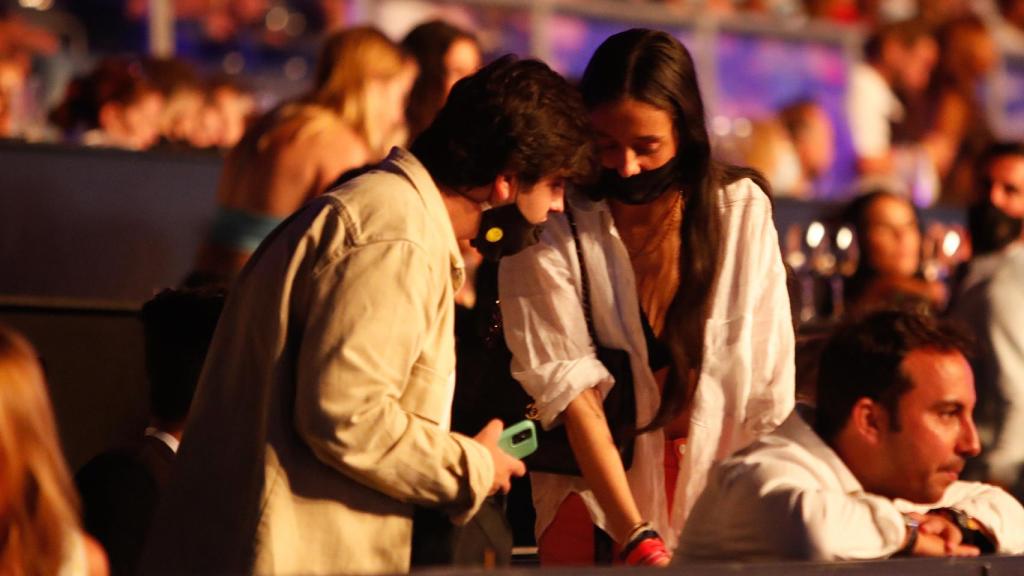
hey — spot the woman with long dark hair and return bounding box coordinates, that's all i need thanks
[841,190,945,317]
[401,19,481,142]
[499,28,794,564]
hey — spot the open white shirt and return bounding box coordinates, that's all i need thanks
[499,178,795,547]
[679,406,1024,561]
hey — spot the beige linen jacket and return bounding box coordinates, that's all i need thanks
[143,148,494,574]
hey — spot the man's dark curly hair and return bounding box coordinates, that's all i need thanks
[814,308,973,445]
[411,55,597,192]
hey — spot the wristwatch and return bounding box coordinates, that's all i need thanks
[899,514,920,556]
[929,507,997,554]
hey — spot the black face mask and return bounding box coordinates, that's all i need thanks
[470,202,545,261]
[597,157,680,205]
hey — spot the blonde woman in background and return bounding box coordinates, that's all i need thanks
[0,325,108,575]
[190,26,416,286]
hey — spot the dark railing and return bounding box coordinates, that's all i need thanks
[416,555,1024,575]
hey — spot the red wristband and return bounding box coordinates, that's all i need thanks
[623,535,671,566]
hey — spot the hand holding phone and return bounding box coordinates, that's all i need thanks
[498,420,538,459]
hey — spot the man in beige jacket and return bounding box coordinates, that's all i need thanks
[142,56,597,574]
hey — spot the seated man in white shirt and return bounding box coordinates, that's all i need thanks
[678,308,1024,561]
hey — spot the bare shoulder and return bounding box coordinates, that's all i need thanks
[318,119,371,170]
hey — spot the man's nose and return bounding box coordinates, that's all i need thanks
[549,190,565,213]
[991,184,1006,208]
[958,416,982,458]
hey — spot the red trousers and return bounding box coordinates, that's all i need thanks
[537,439,685,565]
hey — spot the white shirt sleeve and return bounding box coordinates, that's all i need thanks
[983,263,1024,486]
[680,448,906,561]
[847,63,900,159]
[498,213,614,429]
[909,481,1024,554]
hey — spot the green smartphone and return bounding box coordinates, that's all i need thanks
[498,420,538,459]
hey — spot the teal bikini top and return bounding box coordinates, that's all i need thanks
[209,207,285,252]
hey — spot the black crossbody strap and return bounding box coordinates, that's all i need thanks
[564,208,598,345]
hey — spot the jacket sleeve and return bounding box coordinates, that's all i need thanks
[700,180,795,442]
[292,238,493,523]
[498,213,615,429]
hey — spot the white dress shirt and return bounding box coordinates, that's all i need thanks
[847,62,905,159]
[679,406,1024,561]
[953,243,1024,490]
[499,177,795,548]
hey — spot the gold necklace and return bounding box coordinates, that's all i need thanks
[619,193,684,259]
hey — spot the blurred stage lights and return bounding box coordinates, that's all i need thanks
[19,0,53,10]
[266,6,289,32]
[223,52,245,75]
[835,226,854,251]
[284,57,308,80]
[805,221,825,249]
[942,230,961,258]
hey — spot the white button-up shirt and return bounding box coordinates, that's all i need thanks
[679,406,1024,561]
[499,177,795,547]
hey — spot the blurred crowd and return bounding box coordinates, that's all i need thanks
[0,0,1021,208]
[734,3,1024,208]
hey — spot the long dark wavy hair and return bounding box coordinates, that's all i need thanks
[840,189,920,308]
[580,28,770,431]
[401,20,479,141]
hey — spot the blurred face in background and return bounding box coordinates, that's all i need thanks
[101,90,164,150]
[986,154,1024,219]
[211,86,255,148]
[951,24,997,78]
[793,106,835,180]
[370,59,417,147]
[863,194,921,277]
[899,36,938,94]
[443,38,482,98]
[590,97,678,178]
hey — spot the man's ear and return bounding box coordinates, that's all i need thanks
[849,397,887,445]
[490,173,515,205]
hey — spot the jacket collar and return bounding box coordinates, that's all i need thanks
[379,147,465,290]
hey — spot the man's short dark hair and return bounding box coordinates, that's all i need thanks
[814,308,972,444]
[141,287,225,425]
[410,55,597,192]
[977,141,1024,177]
[968,199,1023,256]
[863,19,933,63]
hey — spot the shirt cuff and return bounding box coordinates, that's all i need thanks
[513,355,615,429]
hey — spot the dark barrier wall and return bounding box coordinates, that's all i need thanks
[0,140,222,305]
[0,141,967,306]
[0,300,147,472]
